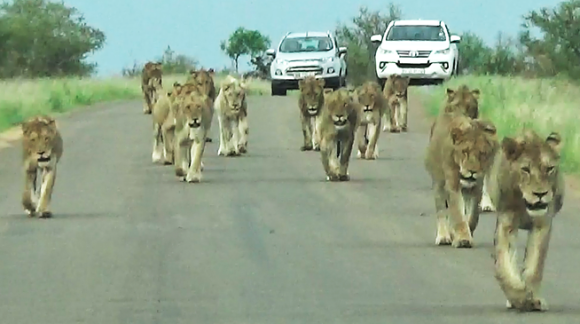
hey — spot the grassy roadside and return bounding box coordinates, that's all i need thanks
[0,73,271,133]
[421,75,580,174]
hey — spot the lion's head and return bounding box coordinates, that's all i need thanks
[324,88,358,130]
[501,130,562,217]
[187,69,215,97]
[445,85,479,119]
[22,115,59,165]
[178,94,209,131]
[298,76,325,116]
[448,115,499,188]
[220,76,246,114]
[356,81,384,115]
[143,62,162,84]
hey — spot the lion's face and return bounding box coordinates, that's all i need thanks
[445,86,480,119]
[298,77,325,116]
[179,95,208,139]
[389,75,409,97]
[357,82,383,116]
[188,69,215,97]
[223,82,246,113]
[325,89,356,130]
[22,116,58,166]
[450,118,499,188]
[502,131,562,217]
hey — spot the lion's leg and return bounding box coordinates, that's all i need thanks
[365,121,380,160]
[228,119,241,157]
[217,113,227,156]
[434,181,452,245]
[338,135,355,181]
[22,168,38,216]
[465,187,483,235]
[399,100,408,132]
[480,177,495,212]
[36,167,57,218]
[320,137,339,181]
[238,114,249,154]
[356,124,368,159]
[312,116,321,151]
[162,127,175,165]
[446,190,473,248]
[520,218,552,311]
[494,213,529,309]
[185,139,206,183]
[152,123,164,164]
[142,86,152,114]
[390,103,400,133]
[382,109,391,132]
[174,139,189,178]
[300,114,313,151]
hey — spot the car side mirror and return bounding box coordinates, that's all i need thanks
[450,35,461,44]
[266,48,276,58]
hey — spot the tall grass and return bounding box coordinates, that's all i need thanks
[0,73,271,132]
[423,75,580,174]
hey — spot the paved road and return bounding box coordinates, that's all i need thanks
[1,94,579,324]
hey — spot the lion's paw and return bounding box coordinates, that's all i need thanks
[452,237,473,248]
[339,174,350,181]
[357,150,364,159]
[185,172,201,183]
[365,150,378,160]
[435,235,452,246]
[301,144,313,151]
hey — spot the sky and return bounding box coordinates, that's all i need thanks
[62,0,563,77]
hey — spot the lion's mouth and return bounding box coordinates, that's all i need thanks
[525,201,549,211]
[334,120,347,126]
[307,107,318,115]
[459,174,476,183]
[37,156,50,163]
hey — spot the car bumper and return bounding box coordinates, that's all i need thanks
[271,76,340,90]
[270,62,342,88]
[375,58,453,80]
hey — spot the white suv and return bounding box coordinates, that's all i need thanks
[266,31,347,96]
[370,20,460,86]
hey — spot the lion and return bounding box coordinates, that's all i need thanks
[21,115,64,218]
[443,85,480,119]
[355,81,388,160]
[481,130,564,312]
[382,74,410,133]
[151,82,185,165]
[214,75,249,157]
[141,62,163,114]
[297,76,325,151]
[424,112,499,248]
[173,92,214,183]
[318,88,360,181]
[186,69,217,143]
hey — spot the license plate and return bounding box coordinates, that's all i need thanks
[401,68,425,74]
[295,72,316,78]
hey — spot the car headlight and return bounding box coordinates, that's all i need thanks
[379,48,395,55]
[276,59,289,65]
[434,48,450,55]
[322,57,335,63]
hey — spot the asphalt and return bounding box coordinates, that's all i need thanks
[1,93,580,324]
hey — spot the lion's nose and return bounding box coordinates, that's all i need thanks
[533,191,548,199]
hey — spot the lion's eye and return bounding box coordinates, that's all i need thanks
[521,166,531,173]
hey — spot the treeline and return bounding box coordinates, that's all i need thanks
[336,1,580,84]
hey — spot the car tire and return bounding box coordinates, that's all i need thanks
[271,83,287,96]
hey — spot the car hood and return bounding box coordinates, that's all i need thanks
[275,51,334,61]
[380,41,450,51]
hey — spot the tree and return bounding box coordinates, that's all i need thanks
[121,46,198,77]
[220,27,271,73]
[335,5,402,85]
[0,0,105,78]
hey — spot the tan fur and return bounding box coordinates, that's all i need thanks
[483,130,564,312]
[173,92,214,183]
[318,88,360,181]
[382,74,410,132]
[21,115,64,218]
[141,62,163,114]
[215,75,249,156]
[186,69,217,101]
[424,112,499,248]
[355,81,388,160]
[151,83,183,165]
[444,85,480,119]
[298,76,325,151]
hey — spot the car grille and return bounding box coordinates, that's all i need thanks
[396,63,431,69]
[396,50,431,58]
[286,66,323,76]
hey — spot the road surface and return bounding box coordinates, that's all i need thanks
[1,94,579,324]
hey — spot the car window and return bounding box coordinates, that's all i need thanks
[385,25,447,42]
[279,36,334,53]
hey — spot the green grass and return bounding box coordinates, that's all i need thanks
[422,75,580,174]
[0,73,271,133]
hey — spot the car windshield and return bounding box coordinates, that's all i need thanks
[385,25,447,41]
[279,36,334,53]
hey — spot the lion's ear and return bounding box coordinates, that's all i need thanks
[402,76,410,86]
[317,78,325,88]
[546,132,562,155]
[446,88,455,100]
[450,127,463,144]
[471,89,480,100]
[502,137,523,161]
